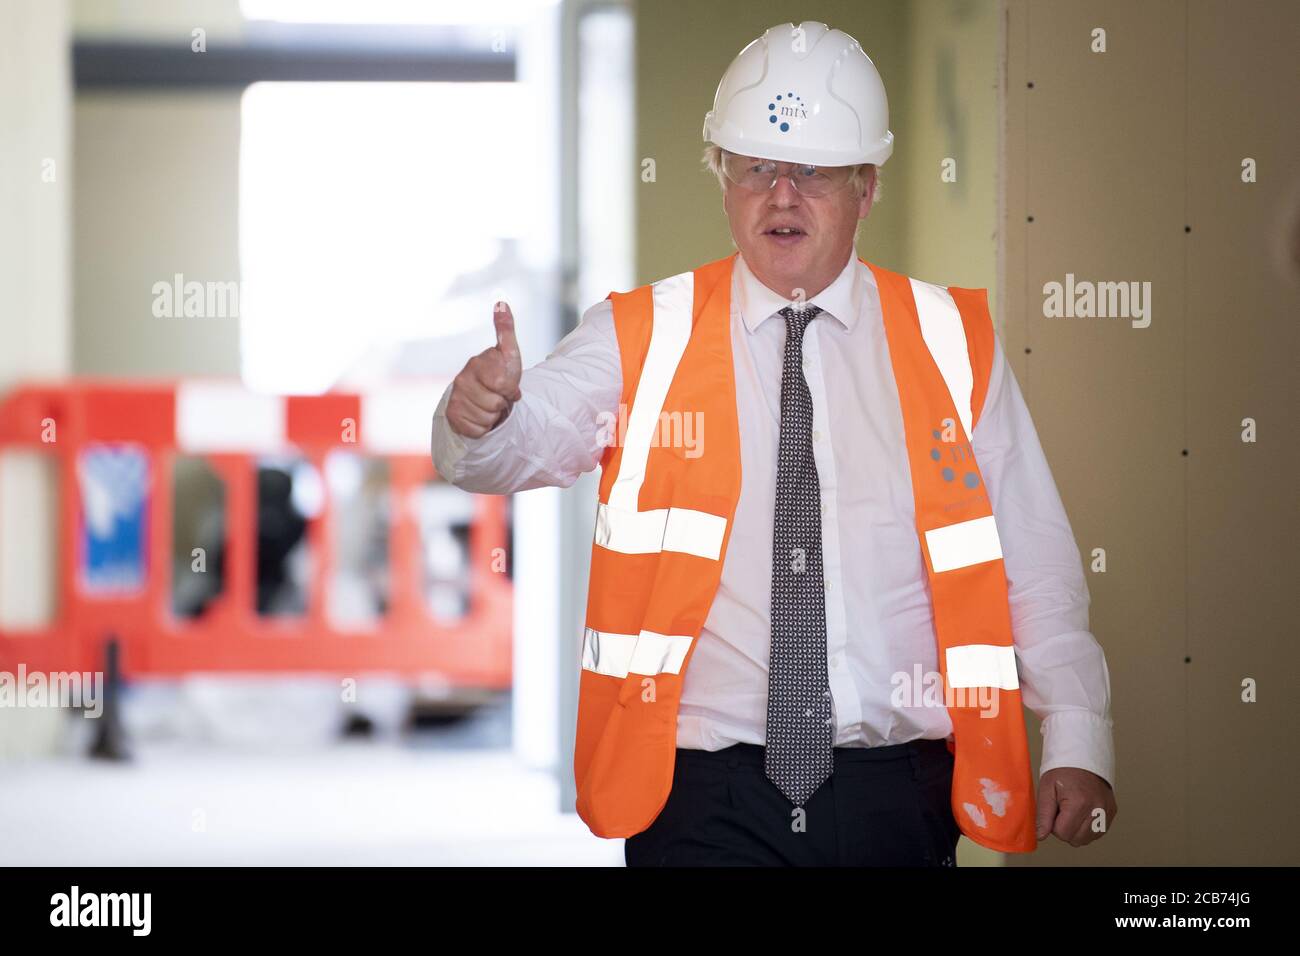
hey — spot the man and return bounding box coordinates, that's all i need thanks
[432,21,1116,866]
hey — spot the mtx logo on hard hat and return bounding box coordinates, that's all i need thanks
[769,92,807,132]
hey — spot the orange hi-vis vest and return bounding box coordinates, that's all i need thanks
[574,251,1038,854]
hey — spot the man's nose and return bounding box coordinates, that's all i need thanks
[767,174,802,206]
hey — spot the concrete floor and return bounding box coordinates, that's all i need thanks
[0,687,622,866]
[0,738,622,866]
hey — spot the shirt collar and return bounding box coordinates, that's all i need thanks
[735,248,863,334]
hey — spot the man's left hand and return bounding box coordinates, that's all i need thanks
[1035,767,1117,847]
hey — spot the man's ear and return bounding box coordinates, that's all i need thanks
[859,165,877,218]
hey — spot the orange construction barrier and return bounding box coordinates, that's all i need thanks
[0,378,511,687]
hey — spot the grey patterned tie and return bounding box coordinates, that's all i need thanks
[764,303,833,807]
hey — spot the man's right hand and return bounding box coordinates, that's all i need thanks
[446,301,524,438]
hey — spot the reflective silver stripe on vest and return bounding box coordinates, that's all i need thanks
[594,503,727,561]
[910,277,975,440]
[597,270,727,561]
[581,627,693,677]
[945,643,1020,690]
[925,514,1003,572]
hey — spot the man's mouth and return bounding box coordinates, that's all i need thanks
[764,226,807,244]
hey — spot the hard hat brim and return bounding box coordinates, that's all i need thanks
[705,116,893,168]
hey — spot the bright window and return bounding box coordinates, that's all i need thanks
[238,81,531,393]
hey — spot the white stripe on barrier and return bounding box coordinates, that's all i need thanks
[363,383,447,454]
[910,278,974,440]
[581,627,693,677]
[924,514,1002,573]
[946,643,1020,690]
[176,381,284,452]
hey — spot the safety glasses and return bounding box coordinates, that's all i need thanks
[720,150,856,198]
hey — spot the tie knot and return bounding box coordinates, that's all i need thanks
[778,303,823,329]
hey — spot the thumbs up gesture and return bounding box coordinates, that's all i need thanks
[446,301,525,438]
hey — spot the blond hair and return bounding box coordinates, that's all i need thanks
[702,143,881,205]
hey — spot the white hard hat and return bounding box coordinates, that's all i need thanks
[703,21,893,168]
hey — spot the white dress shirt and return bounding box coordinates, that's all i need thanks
[432,250,1116,789]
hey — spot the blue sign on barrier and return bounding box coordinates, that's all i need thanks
[77,443,150,595]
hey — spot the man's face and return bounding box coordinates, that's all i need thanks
[722,152,875,300]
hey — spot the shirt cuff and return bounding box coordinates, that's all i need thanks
[1038,710,1116,794]
[430,382,517,484]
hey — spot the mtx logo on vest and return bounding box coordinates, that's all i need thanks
[930,422,981,490]
[930,420,989,514]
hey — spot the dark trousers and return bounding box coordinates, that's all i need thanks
[624,737,960,866]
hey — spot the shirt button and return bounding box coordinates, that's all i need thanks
[824,578,832,590]
[820,502,828,516]
[812,430,822,442]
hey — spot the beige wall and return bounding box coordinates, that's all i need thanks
[0,0,72,759]
[903,0,1001,309]
[74,93,244,377]
[1,0,71,386]
[69,0,249,379]
[73,0,245,41]
[1003,0,1300,865]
